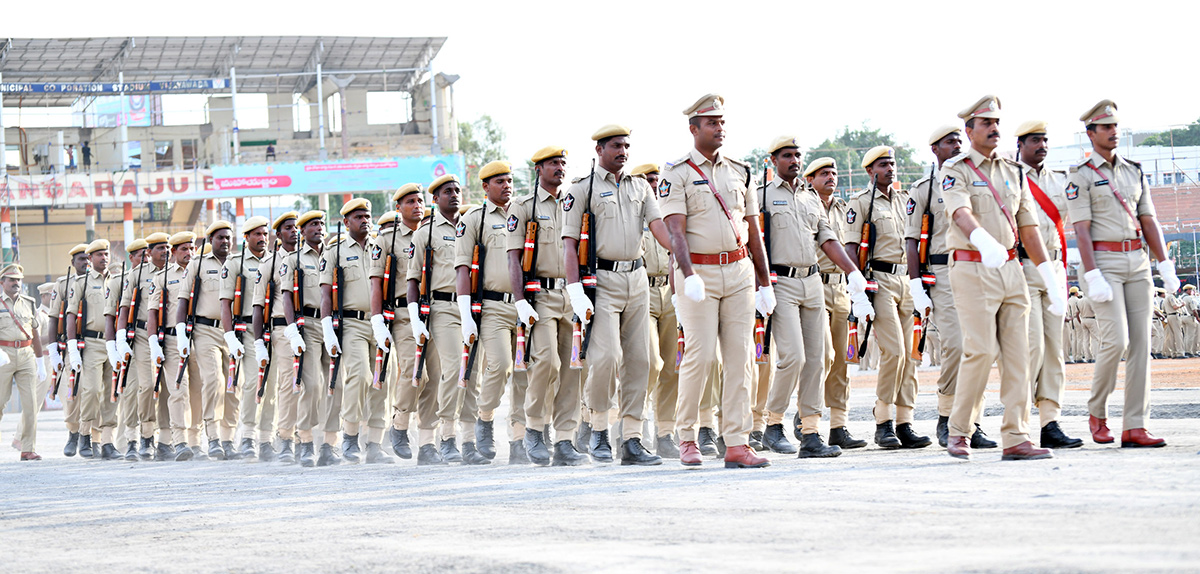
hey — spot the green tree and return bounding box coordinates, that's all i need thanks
[1139,118,1200,147]
[806,124,927,192]
[458,115,508,203]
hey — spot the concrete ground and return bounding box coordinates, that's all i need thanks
[2,365,1198,573]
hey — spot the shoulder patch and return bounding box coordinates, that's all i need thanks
[906,198,916,215]
[506,214,519,232]
[405,243,415,259]
[846,209,856,224]
[371,244,383,260]
[255,270,263,284]
[455,221,467,238]
[658,179,671,198]
[319,258,327,272]
[562,193,575,212]
[942,175,956,191]
[1066,182,1079,201]
[279,263,288,277]
[221,267,228,279]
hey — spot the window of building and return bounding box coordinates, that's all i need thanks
[367,92,413,125]
[1164,173,1173,184]
[293,94,312,133]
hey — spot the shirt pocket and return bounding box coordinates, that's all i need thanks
[344,263,364,282]
[970,191,996,215]
[595,196,620,221]
[685,186,710,216]
[874,211,897,235]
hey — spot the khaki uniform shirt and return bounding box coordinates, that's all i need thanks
[1019,161,1068,256]
[562,165,662,260]
[320,236,372,313]
[940,148,1037,252]
[1065,154,1155,242]
[455,199,513,293]
[181,253,227,321]
[220,249,264,322]
[104,269,124,318]
[658,148,757,254]
[759,177,836,268]
[280,242,323,314]
[51,275,70,325]
[816,190,849,274]
[506,187,568,279]
[66,268,109,334]
[643,226,670,277]
[369,222,419,293]
[121,262,166,324]
[253,247,294,319]
[903,172,951,256]
[148,262,188,328]
[0,292,40,342]
[406,212,458,294]
[1079,296,1096,319]
[845,185,909,264]
[1067,295,1081,321]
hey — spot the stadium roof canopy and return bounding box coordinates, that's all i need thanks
[0,36,447,105]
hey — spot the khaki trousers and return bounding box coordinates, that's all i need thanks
[62,357,80,433]
[78,337,117,444]
[1089,251,1153,431]
[929,263,965,417]
[337,316,386,443]
[765,274,827,432]
[1024,260,1066,426]
[523,288,582,439]
[428,300,479,441]
[673,258,754,447]
[1165,315,1184,357]
[646,282,678,436]
[189,324,239,442]
[822,277,851,428]
[295,319,341,441]
[869,270,918,424]
[132,330,159,439]
[0,346,39,452]
[585,267,651,441]
[477,299,527,438]
[1080,317,1099,360]
[117,350,140,444]
[161,334,190,446]
[233,329,274,440]
[948,259,1031,448]
[271,324,299,439]
[389,311,438,445]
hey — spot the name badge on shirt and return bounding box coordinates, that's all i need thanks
[443,236,455,241]
[491,224,505,229]
[773,200,788,206]
[972,181,988,187]
[693,180,708,186]
[600,191,614,198]
[537,215,551,220]
[206,270,219,274]
[1096,179,1109,186]
[347,255,359,261]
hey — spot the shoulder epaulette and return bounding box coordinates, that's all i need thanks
[1125,157,1143,169]
[664,155,691,170]
[850,189,871,200]
[727,157,749,169]
[941,152,968,169]
[1051,168,1067,176]
[1068,164,1082,174]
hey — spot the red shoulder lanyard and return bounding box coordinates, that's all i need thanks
[963,158,1018,245]
[1085,163,1141,237]
[685,159,743,248]
[1025,175,1067,270]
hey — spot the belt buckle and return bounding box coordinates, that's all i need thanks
[1122,239,1134,251]
[718,251,729,265]
[615,260,633,273]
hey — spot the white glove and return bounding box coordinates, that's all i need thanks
[322,316,342,356]
[851,291,875,321]
[370,313,393,350]
[116,329,133,360]
[106,340,121,370]
[66,340,82,372]
[50,345,63,374]
[458,295,478,345]
[175,323,190,358]
[0,351,10,368]
[1159,259,1181,294]
[223,331,245,360]
[149,337,164,367]
[566,282,594,324]
[909,278,933,317]
[756,286,776,316]
[969,227,1008,269]
[285,323,306,356]
[671,294,678,309]
[1084,268,1114,303]
[407,302,430,342]
[36,357,46,381]
[1038,262,1067,316]
[254,339,269,366]
[683,274,706,302]
[515,299,539,327]
[847,270,867,296]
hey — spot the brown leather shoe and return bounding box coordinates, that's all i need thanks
[947,436,970,460]
[1001,440,1053,461]
[679,441,702,467]
[20,452,42,461]
[723,445,769,469]
[1089,415,1114,444]
[1121,428,1166,448]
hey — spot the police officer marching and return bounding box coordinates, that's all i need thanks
[64,239,116,458]
[221,218,269,459]
[251,212,299,462]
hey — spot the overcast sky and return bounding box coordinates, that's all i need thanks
[9,0,1200,177]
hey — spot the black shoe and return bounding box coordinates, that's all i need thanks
[439,437,462,463]
[793,412,803,441]
[174,443,194,461]
[155,442,173,461]
[278,440,296,464]
[297,442,315,467]
[388,428,412,459]
[417,444,447,466]
[552,440,589,466]
[748,430,765,451]
[259,442,278,462]
[798,433,843,458]
[461,442,491,465]
[656,434,680,459]
[896,423,932,449]
[543,424,553,446]
[342,434,361,463]
[1041,421,1084,449]
[589,429,613,463]
[78,435,94,458]
[365,442,395,464]
[574,422,592,453]
[698,427,719,456]
[317,443,342,466]
[475,420,496,460]
[191,446,206,460]
[937,416,950,448]
[239,438,257,460]
[621,438,663,466]
[763,423,798,454]
[125,441,140,461]
[508,440,530,465]
[64,432,80,457]
[716,435,727,459]
[828,426,867,449]
[100,443,121,460]
[970,424,998,449]
[139,437,154,460]
[875,421,902,449]
[221,440,237,460]
[524,429,551,466]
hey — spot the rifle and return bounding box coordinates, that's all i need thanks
[573,159,598,362]
[856,173,879,359]
[226,244,249,393]
[70,268,91,399]
[918,162,937,293]
[847,315,860,364]
[411,216,434,386]
[372,216,403,389]
[674,325,684,373]
[460,204,486,388]
[110,261,126,401]
[755,157,773,365]
[49,268,72,400]
[291,241,305,393]
[515,173,541,372]
[328,223,344,395]
[256,240,281,403]
[152,261,169,399]
[117,258,146,393]
[910,311,924,361]
[176,237,207,389]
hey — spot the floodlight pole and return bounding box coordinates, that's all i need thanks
[231,66,241,165]
[428,61,439,155]
[316,62,327,162]
[119,71,130,170]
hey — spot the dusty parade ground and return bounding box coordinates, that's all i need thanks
[2,362,1199,573]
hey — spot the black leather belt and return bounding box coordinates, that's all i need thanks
[536,277,567,290]
[648,275,668,288]
[301,306,320,318]
[1018,246,1062,262]
[822,273,844,285]
[482,290,515,303]
[195,316,220,328]
[162,326,177,337]
[868,260,904,275]
[771,264,819,279]
[82,329,104,339]
[432,291,455,302]
[271,317,289,327]
[392,296,408,308]
[928,253,949,265]
[134,320,147,331]
[238,315,253,324]
[597,257,644,273]
[342,310,368,321]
